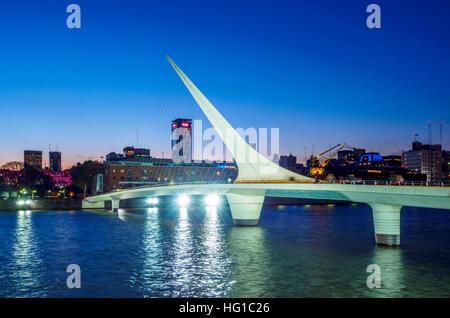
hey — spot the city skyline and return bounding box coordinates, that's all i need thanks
[1,0,449,168]
[1,1,450,301]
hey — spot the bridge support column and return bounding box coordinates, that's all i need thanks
[369,203,402,246]
[111,199,120,213]
[226,193,265,226]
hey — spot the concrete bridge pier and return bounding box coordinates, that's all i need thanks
[369,203,402,246]
[111,199,120,212]
[226,192,265,226]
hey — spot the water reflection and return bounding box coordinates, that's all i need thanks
[199,206,233,297]
[227,226,274,297]
[117,209,127,221]
[0,205,448,297]
[366,247,405,297]
[134,208,163,296]
[9,211,45,297]
[158,205,233,297]
[168,207,194,296]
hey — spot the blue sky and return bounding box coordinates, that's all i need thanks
[0,0,449,168]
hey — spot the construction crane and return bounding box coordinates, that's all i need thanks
[309,143,356,177]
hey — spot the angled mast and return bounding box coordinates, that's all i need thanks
[167,56,312,182]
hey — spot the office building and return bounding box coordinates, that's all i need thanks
[49,151,61,172]
[24,150,42,170]
[442,150,450,182]
[103,157,237,192]
[403,142,442,182]
[171,118,192,163]
[280,154,297,171]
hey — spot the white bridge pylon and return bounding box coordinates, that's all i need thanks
[83,57,450,246]
[167,56,312,183]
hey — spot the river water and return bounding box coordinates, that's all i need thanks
[0,203,449,297]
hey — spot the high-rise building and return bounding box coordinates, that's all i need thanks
[49,151,62,171]
[337,150,354,161]
[171,118,192,164]
[280,154,297,171]
[24,150,42,170]
[442,150,450,182]
[403,142,442,182]
[353,148,366,161]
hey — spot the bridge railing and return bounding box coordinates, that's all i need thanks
[321,179,450,187]
[90,179,450,198]
[99,180,232,195]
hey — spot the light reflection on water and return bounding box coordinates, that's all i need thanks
[170,207,194,296]
[367,247,404,297]
[7,211,45,297]
[0,204,449,297]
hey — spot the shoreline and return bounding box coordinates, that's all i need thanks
[0,196,355,211]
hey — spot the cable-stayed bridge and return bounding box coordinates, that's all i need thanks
[83,57,450,246]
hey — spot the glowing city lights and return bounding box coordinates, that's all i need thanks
[17,199,32,206]
[204,194,220,207]
[177,194,190,207]
[147,198,159,205]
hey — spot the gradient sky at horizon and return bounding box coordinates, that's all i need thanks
[0,0,449,169]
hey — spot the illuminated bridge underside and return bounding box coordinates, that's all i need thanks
[84,57,450,247]
[84,183,450,210]
[83,183,450,246]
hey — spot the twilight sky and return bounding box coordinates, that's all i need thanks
[0,0,449,169]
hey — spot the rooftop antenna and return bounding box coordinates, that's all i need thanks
[414,132,418,142]
[428,120,432,145]
[304,145,307,163]
[136,130,139,148]
[440,121,443,146]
